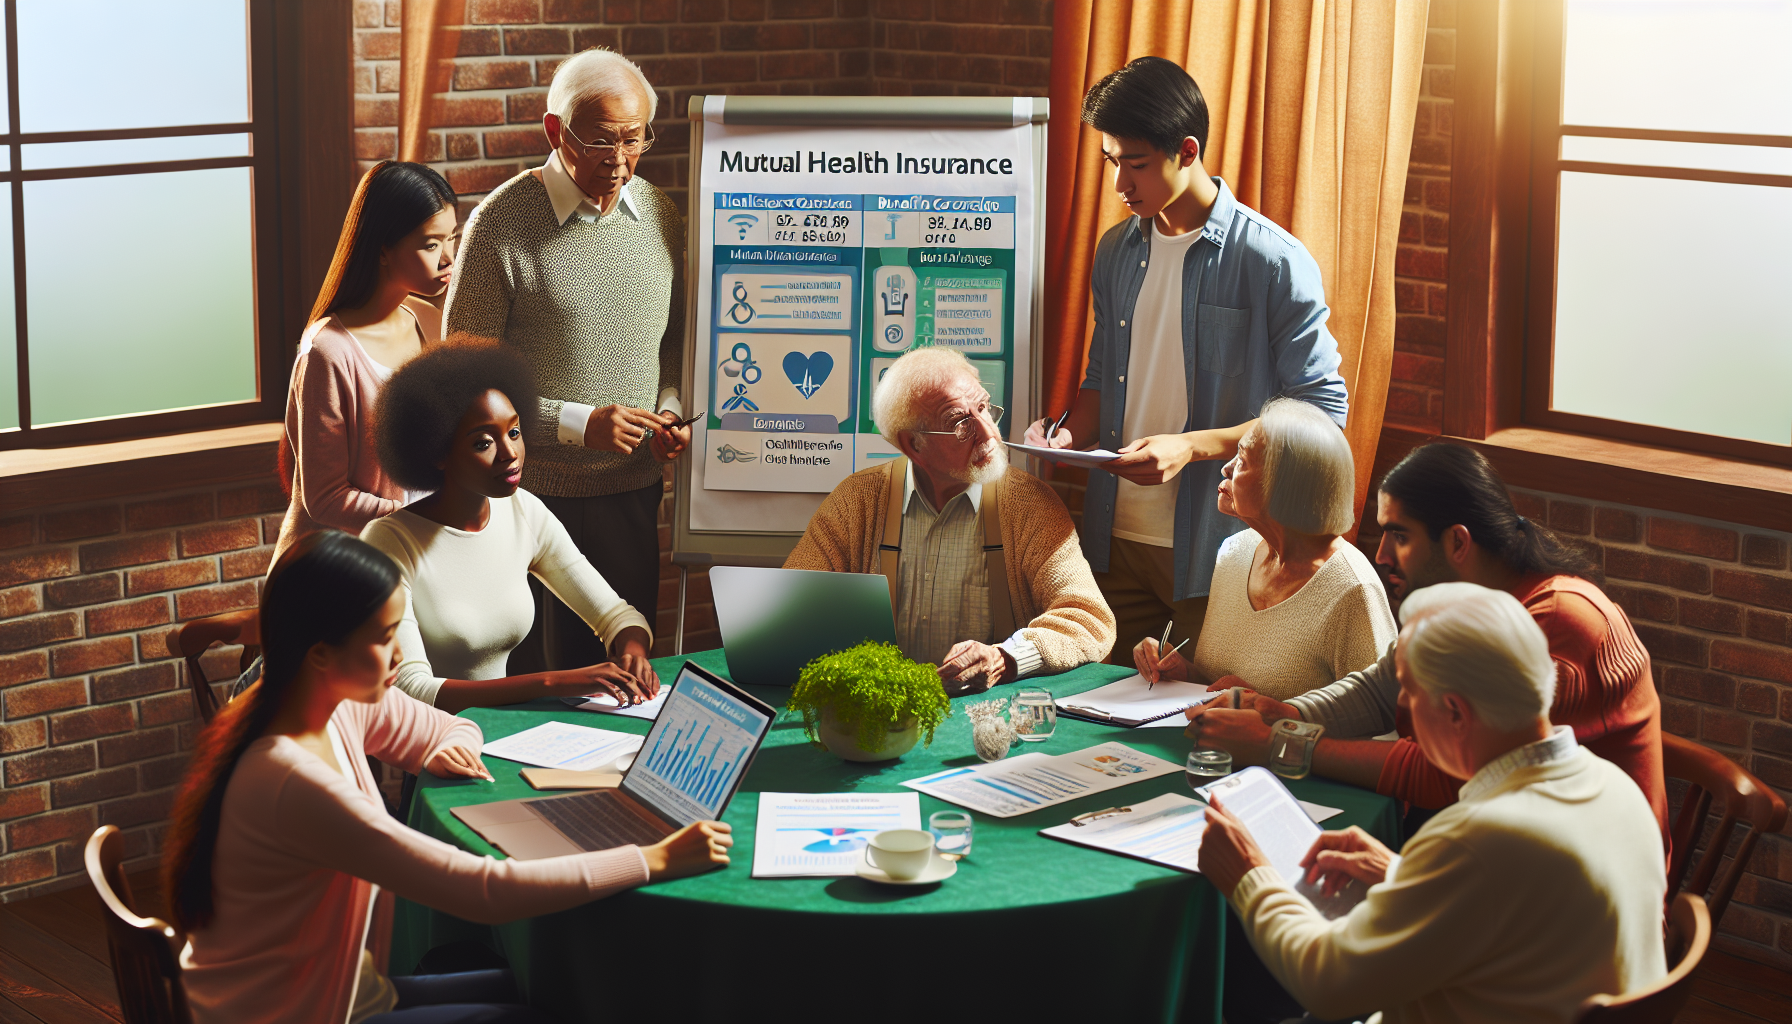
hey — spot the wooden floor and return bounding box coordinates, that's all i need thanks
[2,872,1789,1022]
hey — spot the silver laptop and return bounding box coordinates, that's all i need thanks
[453,661,775,859]
[709,566,899,686]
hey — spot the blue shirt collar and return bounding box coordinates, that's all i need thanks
[1137,176,1234,249]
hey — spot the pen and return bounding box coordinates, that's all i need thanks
[669,412,702,428]
[1151,619,1174,690]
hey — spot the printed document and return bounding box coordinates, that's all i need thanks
[903,741,1180,818]
[1003,441,1122,469]
[1039,767,1368,918]
[562,686,670,721]
[752,792,922,878]
[480,722,644,773]
[1055,674,1226,727]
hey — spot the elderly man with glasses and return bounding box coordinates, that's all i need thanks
[785,348,1116,693]
[444,48,686,677]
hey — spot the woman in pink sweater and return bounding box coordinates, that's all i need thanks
[273,161,460,563]
[165,532,732,1024]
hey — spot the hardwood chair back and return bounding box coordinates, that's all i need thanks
[170,609,260,724]
[84,825,192,1024]
[1574,892,1709,1023]
[1662,732,1787,927]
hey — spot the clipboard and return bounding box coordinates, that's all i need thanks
[1054,678,1237,728]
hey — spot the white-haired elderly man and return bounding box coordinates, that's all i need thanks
[785,348,1116,694]
[444,48,686,675]
[1133,397,1395,701]
[1199,582,1666,1024]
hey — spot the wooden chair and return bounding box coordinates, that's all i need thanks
[1574,891,1710,1023]
[1661,732,1788,928]
[170,609,259,723]
[85,825,192,1024]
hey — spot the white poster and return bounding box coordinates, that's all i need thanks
[689,119,1037,531]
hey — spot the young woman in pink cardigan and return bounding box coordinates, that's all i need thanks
[273,161,460,563]
[165,532,732,1023]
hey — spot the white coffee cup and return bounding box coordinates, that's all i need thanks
[866,828,935,880]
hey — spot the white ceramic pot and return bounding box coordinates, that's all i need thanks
[816,705,919,762]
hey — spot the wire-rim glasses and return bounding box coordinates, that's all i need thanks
[915,404,1005,443]
[560,120,656,159]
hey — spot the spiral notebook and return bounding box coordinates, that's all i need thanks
[1054,674,1228,727]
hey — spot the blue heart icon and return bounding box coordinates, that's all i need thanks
[782,351,833,400]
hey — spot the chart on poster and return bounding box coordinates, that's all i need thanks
[679,96,1046,544]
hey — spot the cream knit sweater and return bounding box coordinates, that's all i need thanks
[1189,528,1397,700]
[1232,746,1667,1024]
[784,462,1116,673]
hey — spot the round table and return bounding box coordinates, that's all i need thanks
[393,649,1401,1024]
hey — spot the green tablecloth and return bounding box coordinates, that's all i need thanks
[394,650,1400,1024]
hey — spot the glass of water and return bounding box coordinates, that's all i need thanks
[1010,687,1056,742]
[1186,745,1233,785]
[929,811,973,861]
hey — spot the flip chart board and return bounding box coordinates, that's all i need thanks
[673,96,1048,575]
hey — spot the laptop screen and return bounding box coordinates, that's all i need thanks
[622,664,773,826]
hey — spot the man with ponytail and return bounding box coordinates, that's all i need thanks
[167,533,731,1023]
[1191,441,1668,840]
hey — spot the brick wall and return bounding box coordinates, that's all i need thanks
[352,1,1050,213]
[1386,0,1452,433]
[0,482,284,899]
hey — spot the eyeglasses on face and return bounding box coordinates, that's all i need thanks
[559,120,656,159]
[915,404,1005,443]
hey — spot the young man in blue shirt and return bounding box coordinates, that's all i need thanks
[1026,57,1350,662]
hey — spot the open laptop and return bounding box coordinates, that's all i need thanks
[453,661,776,859]
[709,566,899,686]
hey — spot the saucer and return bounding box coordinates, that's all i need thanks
[854,848,957,886]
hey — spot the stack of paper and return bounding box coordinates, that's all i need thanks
[561,686,670,721]
[481,722,644,772]
[903,742,1180,818]
[751,793,921,878]
[1055,674,1226,727]
[1039,767,1369,919]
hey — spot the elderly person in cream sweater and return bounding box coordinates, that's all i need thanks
[785,348,1115,694]
[1136,397,1396,700]
[1199,581,1667,1024]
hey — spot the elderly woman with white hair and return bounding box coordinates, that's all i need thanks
[443,47,690,675]
[1198,582,1667,1024]
[1136,397,1395,699]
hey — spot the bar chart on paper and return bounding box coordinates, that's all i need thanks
[626,676,770,824]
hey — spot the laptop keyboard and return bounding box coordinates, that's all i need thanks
[527,791,668,852]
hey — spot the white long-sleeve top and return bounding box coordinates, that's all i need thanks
[181,686,649,1024]
[1231,736,1667,1024]
[360,490,652,706]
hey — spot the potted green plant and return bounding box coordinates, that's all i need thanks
[790,642,951,762]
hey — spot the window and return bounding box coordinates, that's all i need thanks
[1,0,282,448]
[1527,0,1792,464]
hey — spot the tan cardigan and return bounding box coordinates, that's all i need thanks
[785,462,1115,672]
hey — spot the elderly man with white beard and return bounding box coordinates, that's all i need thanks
[784,348,1116,694]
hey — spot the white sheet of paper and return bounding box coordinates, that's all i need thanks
[564,685,670,721]
[1040,767,1366,918]
[481,722,644,772]
[1003,441,1123,468]
[1056,674,1224,726]
[903,741,1181,818]
[752,792,922,878]
[1299,800,1345,824]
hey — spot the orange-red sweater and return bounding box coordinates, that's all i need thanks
[1290,575,1667,840]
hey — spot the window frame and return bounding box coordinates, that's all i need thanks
[0,0,286,451]
[1519,0,1792,467]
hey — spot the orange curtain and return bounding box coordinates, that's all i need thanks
[397,0,467,163]
[1044,0,1429,521]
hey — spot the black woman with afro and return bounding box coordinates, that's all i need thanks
[361,343,660,713]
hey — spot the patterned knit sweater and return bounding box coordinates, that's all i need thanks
[784,462,1117,673]
[443,169,684,498]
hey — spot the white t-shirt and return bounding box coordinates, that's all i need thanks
[1111,225,1202,547]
